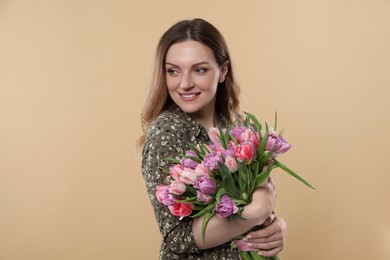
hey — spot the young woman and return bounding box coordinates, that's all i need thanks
[140,18,286,259]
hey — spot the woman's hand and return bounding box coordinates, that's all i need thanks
[241,177,277,225]
[243,214,287,257]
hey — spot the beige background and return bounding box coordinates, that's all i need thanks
[1,0,389,259]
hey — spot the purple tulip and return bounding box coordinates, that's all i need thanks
[180,150,199,169]
[196,191,214,204]
[202,152,223,172]
[155,185,175,206]
[194,175,216,195]
[230,126,247,143]
[263,130,291,157]
[215,195,238,218]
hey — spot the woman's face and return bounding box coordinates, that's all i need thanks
[165,40,228,123]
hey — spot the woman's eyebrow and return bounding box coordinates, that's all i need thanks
[165,61,211,67]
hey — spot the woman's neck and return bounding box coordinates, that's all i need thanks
[191,110,216,131]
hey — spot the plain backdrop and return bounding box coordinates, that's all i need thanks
[1,0,390,259]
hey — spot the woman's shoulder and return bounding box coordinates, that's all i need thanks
[143,109,193,155]
[145,108,193,142]
[150,109,189,131]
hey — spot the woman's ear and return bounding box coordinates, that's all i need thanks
[219,61,229,83]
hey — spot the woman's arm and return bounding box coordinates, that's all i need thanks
[192,180,277,250]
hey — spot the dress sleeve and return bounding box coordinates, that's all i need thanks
[141,114,201,254]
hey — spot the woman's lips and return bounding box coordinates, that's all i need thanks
[179,92,200,101]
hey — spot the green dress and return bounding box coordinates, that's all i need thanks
[141,106,239,259]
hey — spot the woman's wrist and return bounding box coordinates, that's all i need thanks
[241,203,271,226]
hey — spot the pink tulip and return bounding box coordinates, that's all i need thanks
[234,239,253,251]
[180,168,198,185]
[194,164,209,177]
[235,142,256,165]
[240,129,260,149]
[168,202,193,218]
[224,155,238,173]
[208,127,221,144]
[169,179,186,195]
[169,164,184,180]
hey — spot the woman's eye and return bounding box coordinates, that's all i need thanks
[195,67,208,74]
[166,68,179,76]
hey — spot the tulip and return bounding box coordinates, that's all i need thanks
[169,179,186,195]
[180,150,199,169]
[168,202,193,219]
[180,168,198,185]
[224,155,238,173]
[235,142,256,165]
[194,175,216,195]
[202,152,224,172]
[215,195,238,218]
[155,185,175,206]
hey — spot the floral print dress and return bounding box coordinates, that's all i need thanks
[141,106,239,259]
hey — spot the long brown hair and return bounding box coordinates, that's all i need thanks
[138,18,241,147]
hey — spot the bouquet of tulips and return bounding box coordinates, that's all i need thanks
[156,112,315,260]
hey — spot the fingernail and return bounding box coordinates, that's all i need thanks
[245,235,252,239]
[242,237,248,241]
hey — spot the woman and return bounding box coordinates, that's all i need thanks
[140,18,286,259]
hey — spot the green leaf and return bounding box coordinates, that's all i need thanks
[251,160,260,176]
[233,199,248,206]
[176,196,197,203]
[274,160,316,189]
[244,116,251,128]
[257,123,269,165]
[261,149,275,165]
[188,143,203,158]
[218,162,239,198]
[163,157,180,164]
[201,211,215,240]
[158,166,171,174]
[184,185,197,196]
[254,165,276,187]
[217,127,229,149]
[274,111,278,132]
[243,112,263,133]
[215,188,227,202]
[237,162,249,201]
[191,203,215,218]
[228,131,238,145]
[200,143,210,154]
[237,167,244,193]
[180,155,202,163]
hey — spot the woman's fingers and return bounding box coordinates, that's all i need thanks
[243,216,287,256]
[258,246,283,257]
[247,230,282,244]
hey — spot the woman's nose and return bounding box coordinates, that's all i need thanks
[180,73,194,89]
